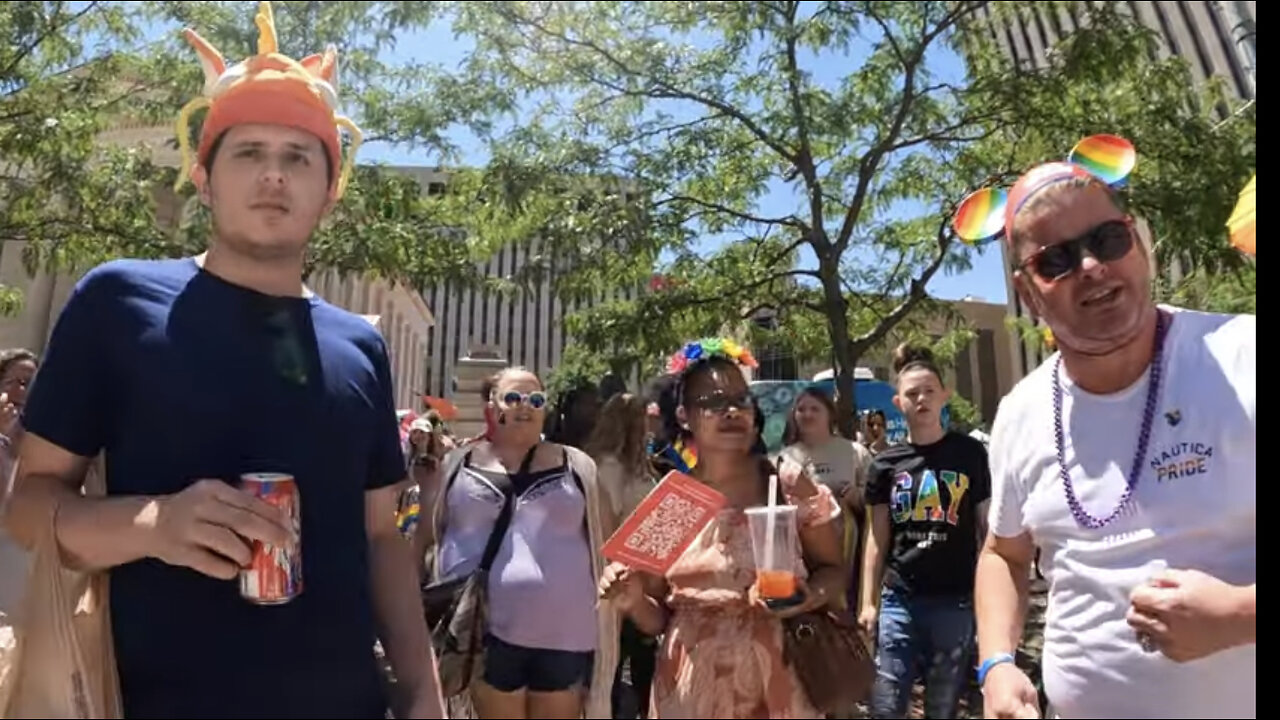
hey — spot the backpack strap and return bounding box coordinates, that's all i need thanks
[476,443,539,572]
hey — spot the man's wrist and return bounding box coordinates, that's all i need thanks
[1231,583,1256,646]
[49,492,161,570]
[121,495,167,561]
[978,652,1017,685]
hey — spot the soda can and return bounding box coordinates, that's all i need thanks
[239,472,303,605]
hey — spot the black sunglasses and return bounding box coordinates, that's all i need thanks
[690,391,753,416]
[1020,217,1136,282]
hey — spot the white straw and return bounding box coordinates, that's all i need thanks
[764,466,779,572]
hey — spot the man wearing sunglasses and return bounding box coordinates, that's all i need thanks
[3,5,443,719]
[974,164,1255,719]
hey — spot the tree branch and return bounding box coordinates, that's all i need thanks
[835,5,925,254]
[779,0,826,243]
[842,242,906,301]
[605,112,727,154]
[2,1,101,80]
[835,1,989,254]
[851,215,954,351]
[677,267,819,310]
[763,234,811,270]
[490,5,799,165]
[885,111,1008,153]
[656,194,808,230]
[862,1,909,68]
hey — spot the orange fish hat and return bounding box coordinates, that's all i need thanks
[174,1,363,199]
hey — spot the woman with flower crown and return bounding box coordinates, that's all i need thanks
[599,338,846,718]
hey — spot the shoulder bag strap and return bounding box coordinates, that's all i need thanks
[441,450,474,499]
[477,443,539,572]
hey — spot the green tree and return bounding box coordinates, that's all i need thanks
[0,1,536,312]
[1,1,152,314]
[450,0,1013,432]
[445,0,1253,433]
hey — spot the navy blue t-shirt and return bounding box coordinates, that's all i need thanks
[21,258,407,718]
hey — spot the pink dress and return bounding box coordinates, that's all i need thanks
[650,486,841,719]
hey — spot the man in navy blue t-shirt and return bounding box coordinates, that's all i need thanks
[4,6,443,718]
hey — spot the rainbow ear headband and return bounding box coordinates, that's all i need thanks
[173,1,363,199]
[666,337,758,375]
[951,134,1137,246]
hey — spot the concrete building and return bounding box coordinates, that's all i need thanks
[854,298,1017,426]
[389,167,643,398]
[753,297,1018,427]
[306,268,435,410]
[971,0,1257,378]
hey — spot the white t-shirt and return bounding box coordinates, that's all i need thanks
[779,437,872,505]
[988,306,1255,720]
[780,438,873,563]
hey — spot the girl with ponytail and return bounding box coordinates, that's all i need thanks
[859,343,993,719]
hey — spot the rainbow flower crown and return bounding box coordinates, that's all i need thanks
[951,134,1137,246]
[666,337,758,375]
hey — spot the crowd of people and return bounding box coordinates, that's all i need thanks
[0,3,1254,719]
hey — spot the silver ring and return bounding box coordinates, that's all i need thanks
[1139,633,1157,653]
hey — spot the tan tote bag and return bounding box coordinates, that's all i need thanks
[0,458,122,718]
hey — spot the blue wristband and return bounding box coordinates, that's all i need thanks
[978,653,1016,685]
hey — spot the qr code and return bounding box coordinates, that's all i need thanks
[624,494,707,562]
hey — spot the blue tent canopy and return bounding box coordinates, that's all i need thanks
[749,378,949,454]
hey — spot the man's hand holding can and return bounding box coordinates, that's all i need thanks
[139,478,294,582]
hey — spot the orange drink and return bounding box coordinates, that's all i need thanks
[744,504,799,602]
[757,569,797,599]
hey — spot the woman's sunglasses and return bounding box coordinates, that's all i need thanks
[690,392,752,416]
[497,391,548,409]
[1020,217,1136,282]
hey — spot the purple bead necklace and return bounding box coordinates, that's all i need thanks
[1052,310,1170,529]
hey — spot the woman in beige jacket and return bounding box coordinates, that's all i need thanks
[422,366,618,719]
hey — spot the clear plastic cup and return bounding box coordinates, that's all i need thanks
[744,505,798,600]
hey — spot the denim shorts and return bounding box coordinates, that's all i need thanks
[483,633,595,693]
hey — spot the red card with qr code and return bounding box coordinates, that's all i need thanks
[602,471,727,575]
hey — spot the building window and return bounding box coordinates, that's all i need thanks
[954,343,975,410]
[755,350,798,382]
